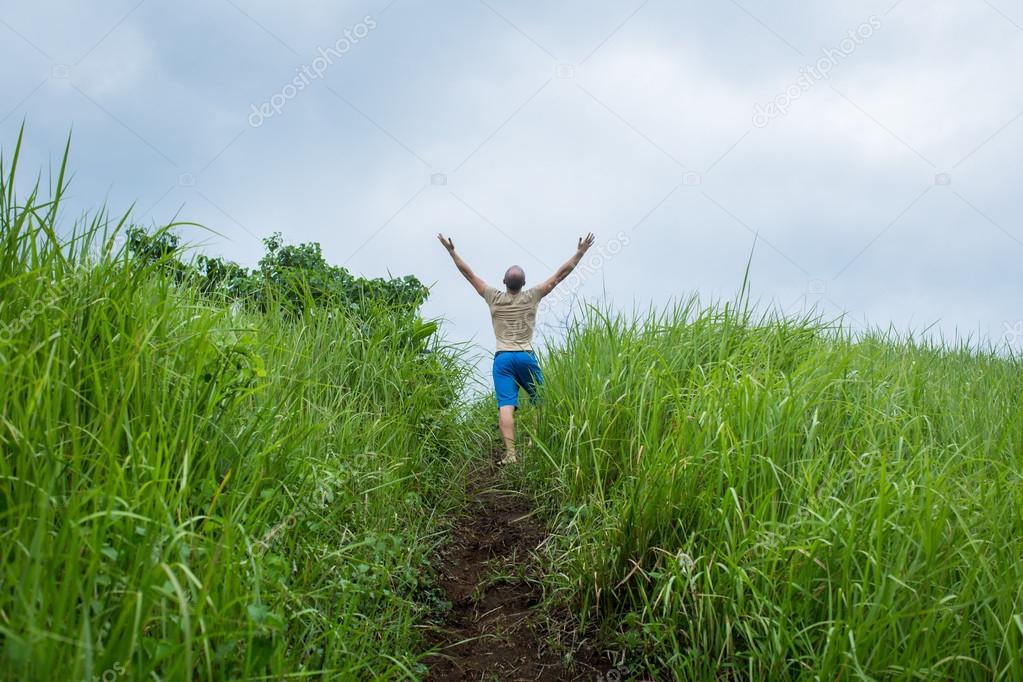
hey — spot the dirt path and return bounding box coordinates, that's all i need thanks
[424,457,613,681]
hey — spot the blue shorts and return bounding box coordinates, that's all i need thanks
[492,351,543,408]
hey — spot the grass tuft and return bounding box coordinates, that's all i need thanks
[519,298,1023,680]
[0,129,481,680]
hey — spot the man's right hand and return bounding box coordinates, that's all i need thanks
[437,234,456,253]
[438,234,488,296]
[577,232,596,255]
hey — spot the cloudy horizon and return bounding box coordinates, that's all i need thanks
[3,0,1021,370]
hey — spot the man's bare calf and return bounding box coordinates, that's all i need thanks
[498,406,517,463]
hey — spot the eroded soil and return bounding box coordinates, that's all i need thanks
[424,458,614,681]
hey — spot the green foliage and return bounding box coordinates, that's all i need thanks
[124,227,429,321]
[126,225,180,263]
[518,300,1023,681]
[258,232,428,314]
[194,252,252,299]
[0,129,481,680]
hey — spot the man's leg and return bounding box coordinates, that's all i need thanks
[492,353,519,463]
[498,405,517,462]
[517,352,544,405]
[514,355,542,456]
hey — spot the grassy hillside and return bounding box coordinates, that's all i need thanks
[518,300,1023,680]
[6,127,1021,681]
[0,136,482,680]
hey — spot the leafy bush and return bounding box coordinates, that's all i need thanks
[125,228,429,321]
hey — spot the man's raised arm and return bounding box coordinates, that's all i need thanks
[537,232,595,298]
[437,234,488,297]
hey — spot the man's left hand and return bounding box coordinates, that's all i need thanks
[437,234,456,253]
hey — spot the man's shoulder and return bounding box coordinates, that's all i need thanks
[485,287,542,306]
[483,285,502,304]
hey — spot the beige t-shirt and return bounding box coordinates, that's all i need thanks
[483,286,542,351]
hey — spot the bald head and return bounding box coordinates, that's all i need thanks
[503,265,525,293]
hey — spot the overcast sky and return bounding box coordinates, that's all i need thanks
[3,0,1022,373]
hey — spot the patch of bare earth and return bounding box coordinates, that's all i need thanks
[424,457,613,681]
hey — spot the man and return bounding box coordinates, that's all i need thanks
[437,232,596,464]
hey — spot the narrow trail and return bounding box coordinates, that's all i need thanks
[425,456,613,681]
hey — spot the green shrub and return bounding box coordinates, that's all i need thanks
[124,227,428,319]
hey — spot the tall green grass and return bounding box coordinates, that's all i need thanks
[0,133,481,680]
[520,298,1023,680]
